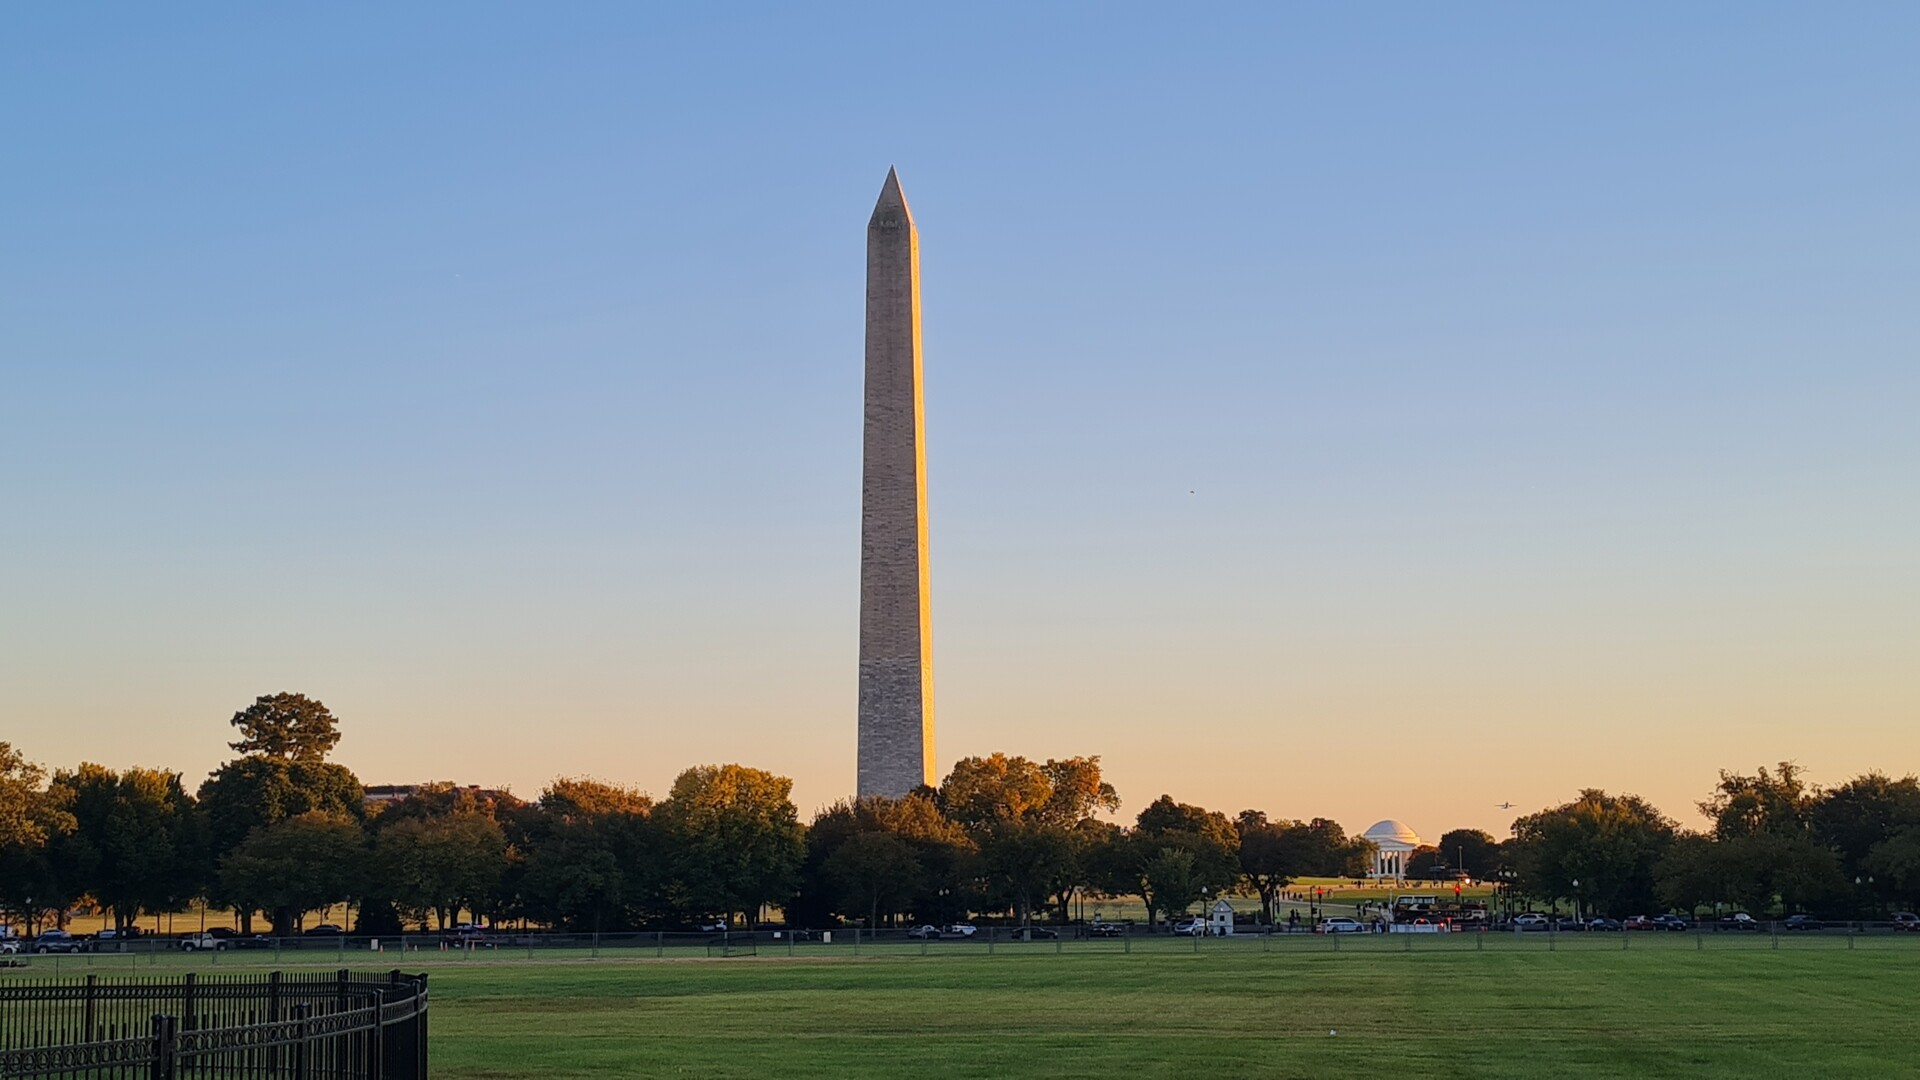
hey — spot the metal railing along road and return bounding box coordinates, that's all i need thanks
[4,922,1917,971]
[0,970,428,1080]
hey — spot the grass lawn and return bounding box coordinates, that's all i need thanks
[425,946,1920,1079]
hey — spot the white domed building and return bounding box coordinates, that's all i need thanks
[1363,819,1424,879]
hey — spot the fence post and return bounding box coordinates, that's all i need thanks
[1848,929,1855,950]
[1123,926,1130,954]
[291,1003,311,1080]
[150,1013,178,1080]
[182,972,197,1034]
[367,982,386,1080]
[85,973,98,1041]
[416,974,430,1080]
[592,932,600,960]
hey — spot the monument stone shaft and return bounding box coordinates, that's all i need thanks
[857,168,935,799]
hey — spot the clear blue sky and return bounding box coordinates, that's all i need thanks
[3,3,1916,839]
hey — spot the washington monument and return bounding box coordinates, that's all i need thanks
[857,168,934,798]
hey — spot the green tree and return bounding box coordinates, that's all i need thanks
[198,756,363,931]
[1865,828,1920,910]
[227,692,343,762]
[0,744,77,932]
[218,811,368,934]
[1236,812,1321,925]
[50,764,201,930]
[509,778,658,931]
[1437,829,1501,879]
[1700,762,1812,840]
[377,813,510,929]
[0,743,48,851]
[1121,796,1240,926]
[822,830,923,930]
[1809,773,1920,902]
[798,793,977,927]
[658,764,805,926]
[1509,790,1675,916]
[938,754,1056,833]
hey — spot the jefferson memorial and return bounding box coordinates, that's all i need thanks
[1363,819,1424,878]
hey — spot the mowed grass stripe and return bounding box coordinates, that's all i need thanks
[427,951,1920,1078]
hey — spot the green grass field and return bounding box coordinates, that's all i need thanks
[12,936,1915,1077]
[416,944,1920,1079]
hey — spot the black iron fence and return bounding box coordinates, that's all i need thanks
[0,970,427,1080]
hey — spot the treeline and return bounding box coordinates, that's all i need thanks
[4,694,1918,931]
[1493,765,1920,918]
[0,693,1371,934]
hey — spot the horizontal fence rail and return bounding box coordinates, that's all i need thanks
[0,970,427,1080]
[5,922,1917,973]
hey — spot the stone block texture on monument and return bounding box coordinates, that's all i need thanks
[857,168,935,799]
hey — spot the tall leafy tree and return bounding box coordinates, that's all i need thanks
[1436,829,1501,879]
[1809,773,1920,896]
[1122,796,1240,925]
[1700,762,1813,840]
[0,744,76,932]
[1509,790,1675,916]
[227,692,343,762]
[511,779,656,931]
[218,811,368,934]
[937,754,1119,925]
[798,793,977,927]
[198,757,363,931]
[377,814,510,929]
[50,764,201,930]
[1236,812,1317,924]
[658,764,805,926]
[822,830,922,930]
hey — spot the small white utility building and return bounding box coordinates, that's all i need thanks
[1208,898,1235,936]
[1364,819,1424,879]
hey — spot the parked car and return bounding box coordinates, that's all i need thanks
[179,933,227,952]
[696,920,728,933]
[1171,918,1207,936]
[442,926,495,947]
[1717,913,1762,931]
[303,924,345,937]
[1006,926,1058,940]
[1782,915,1826,931]
[0,940,19,955]
[226,935,275,950]
[1318,917,1364,934]
[1648,914,1689,931]
[1511,913,1551,931]
[32,931,87,954]
[906,925,941,940]
[1086,922,1125,938]
[1554,918,1588,932]
[1622,915,1655,931]
[942,924,977,938]
[1588,918,1624,932]
[1891,912,1920,932]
